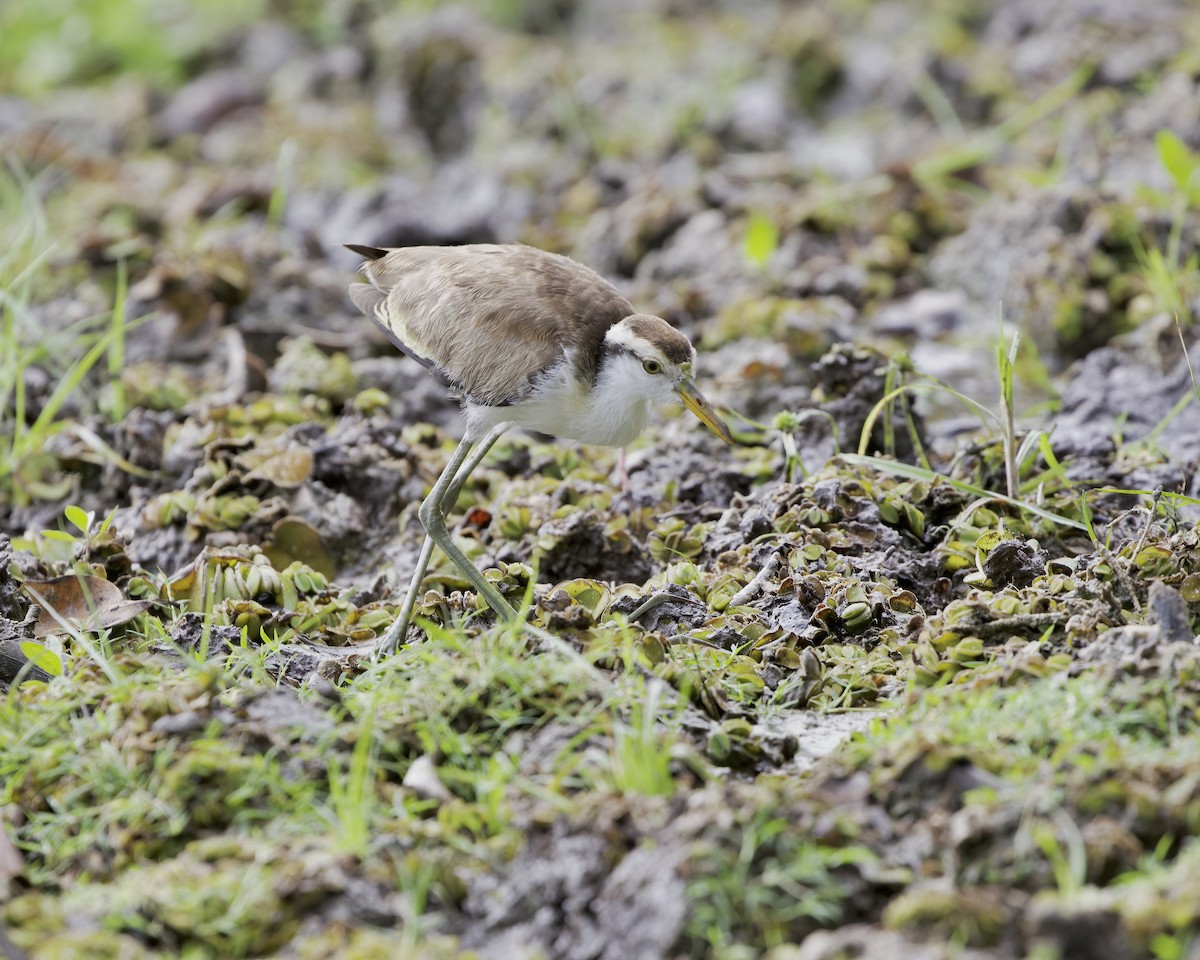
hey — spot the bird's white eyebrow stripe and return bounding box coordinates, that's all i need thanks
[602,319,643,352]
[604,314,695,365]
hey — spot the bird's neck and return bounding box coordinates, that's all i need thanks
[574,349,650,446]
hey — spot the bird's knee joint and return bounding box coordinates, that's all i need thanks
[418,498,439,531]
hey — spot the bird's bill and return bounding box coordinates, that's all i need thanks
[675,378,734,443]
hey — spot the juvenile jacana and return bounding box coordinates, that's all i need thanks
[346,242,732,655]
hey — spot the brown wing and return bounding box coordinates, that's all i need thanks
[346,244,634,405]
[348,281,436,370]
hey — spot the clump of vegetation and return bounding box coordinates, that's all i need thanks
[0,0,269,94]
[1130,130,1200,325]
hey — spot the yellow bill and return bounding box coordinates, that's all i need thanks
[675,378,733,444]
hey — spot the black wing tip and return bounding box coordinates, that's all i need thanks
[344,243,389,261]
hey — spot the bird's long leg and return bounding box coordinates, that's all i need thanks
[420,431,518,619]
[440,423,508,518]
[373,535,437,660]
[615,446,629,491]
[374,425,510,659]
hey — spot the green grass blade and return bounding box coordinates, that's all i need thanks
[857,381,1002,457]
[26,329,117,441]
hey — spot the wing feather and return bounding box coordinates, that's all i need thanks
[349,281,436,369]
[345,244,633,405]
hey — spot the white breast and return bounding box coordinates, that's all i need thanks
[466,352,653,447]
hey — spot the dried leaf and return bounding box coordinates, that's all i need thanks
[463,507,492,528]
[23,575,152,638]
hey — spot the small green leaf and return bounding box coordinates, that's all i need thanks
[64,504,92,535]
[975,529,1008,554]
[1180,573,1200,603]
[1135,185,1173,210]
[743,212,779,268]
[19,641,64,677]
[1156,129,1197,194]
[40,530,78,543]
[1149,932,1186,960]
[1134,544,1174,573]
[97,507,118,536]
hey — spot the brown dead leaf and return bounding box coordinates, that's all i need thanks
[23,575,152,639]
[463,507,492,528]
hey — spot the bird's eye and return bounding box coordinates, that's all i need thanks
[642,359,662,375]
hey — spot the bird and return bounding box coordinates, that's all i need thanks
[345,242,732,657]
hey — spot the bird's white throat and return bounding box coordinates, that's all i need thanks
[466,350,660,447]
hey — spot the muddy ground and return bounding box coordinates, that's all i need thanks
[3,0,1200,958]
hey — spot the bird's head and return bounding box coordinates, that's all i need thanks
[603,314,733,443]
